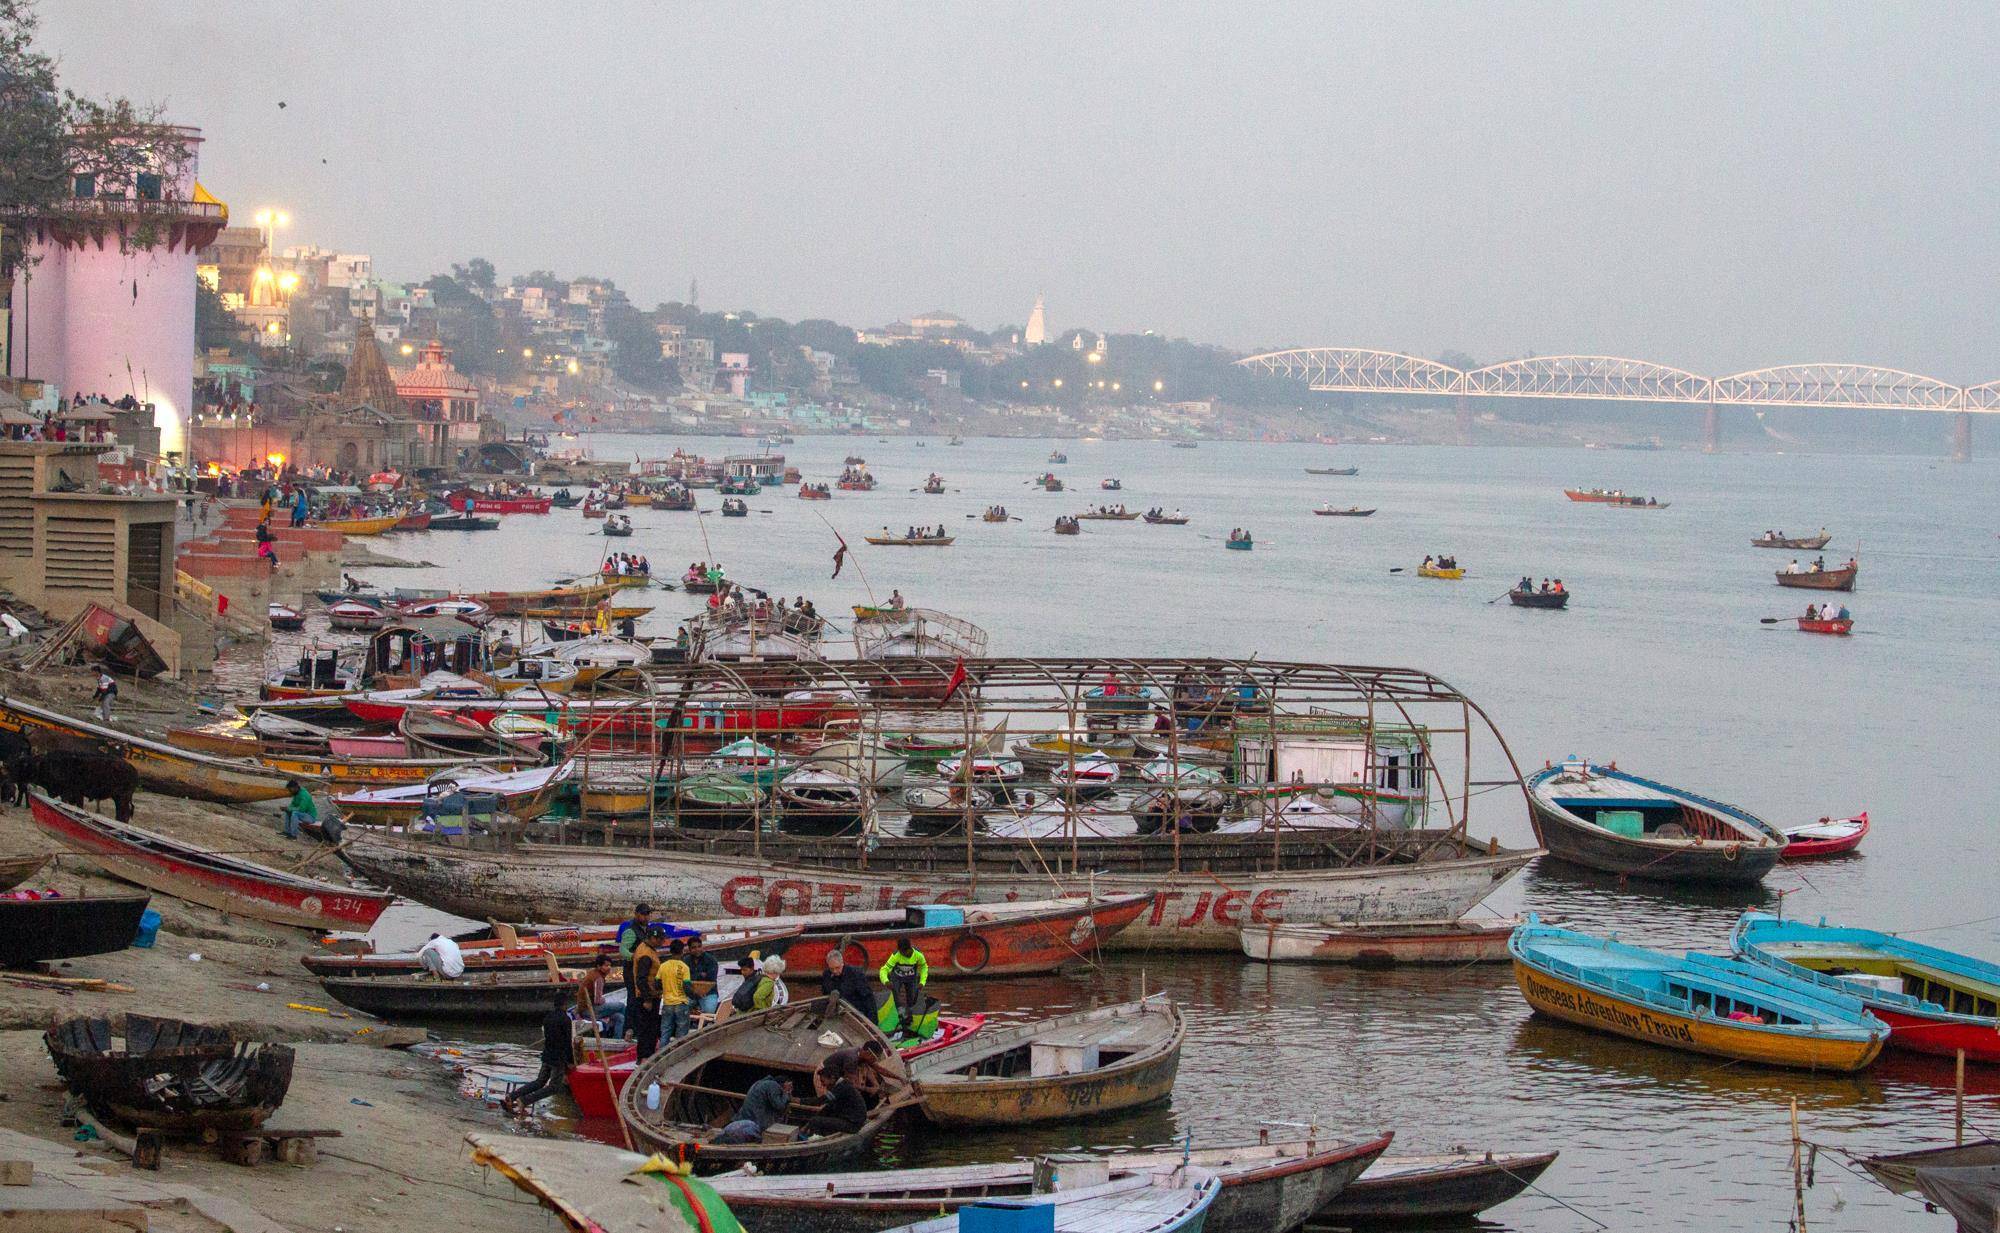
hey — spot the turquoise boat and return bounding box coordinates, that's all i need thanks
[1511,916,1888,1071]
[1225,536,1253,550]
[885,1165,1220,1233]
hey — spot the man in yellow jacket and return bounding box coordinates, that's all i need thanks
[878,938,928,1030]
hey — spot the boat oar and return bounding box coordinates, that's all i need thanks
[1387,567,1405,574]
[1758,617,1789,624]
[1484,590,1514,604]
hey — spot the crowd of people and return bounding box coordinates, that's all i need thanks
[886,524,949,541]
[1422,553,1460,570]
[1517,576,1567,594]
[604,552,651,576]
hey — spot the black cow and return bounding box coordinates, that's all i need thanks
[17,750,138,822]
[0,729,32,805]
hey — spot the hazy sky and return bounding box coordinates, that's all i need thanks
[38,2,2000,380]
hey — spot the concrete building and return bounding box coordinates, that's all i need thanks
[5,123,226,457]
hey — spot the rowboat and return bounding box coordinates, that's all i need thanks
[1798,616,1853,635]
[1525,759,1785,885]
[1225,537,1253,550]
[1312,506,1374,517]
[1118,1134,1393,1233]
[1857,1140,2000,1228]
[1510,917,1888,1070]
[909,994,1184,1127]
[427,514,500,531]
[1753,532,1831,550]
[1240,917,1520,966]
[318,969,584,1020]
[47,1016,295,1136]
[1780,812,1868,859]
[1416,565,1463,579]
[1314,1151,1559,1225]
[885,1168,1220,1233]
[0,853,50,890]
[469,576,626,616]
[303,921,801,979]
[619,997,919,1173]
[28,794,392,931]
[568,1010,981,1121]
[0,892,150,966]
[1775,560,1858,591]
[778,894,1153,978]
[1508,589,1568,609]
[1100,478,1121,490]
[393,510,432,531]
[332,762,570,826]
[0,695,299,803]
[326,599,389,631]
[395,596,492,622]
[1563,488,1666,507]
[1142,513,1189,525]
[1053,519,1079,534]
[1733,912,2000,1063]
[448,490,553,514]
[267,602,305,631]
[863,535,954,546]
[317,512,403,536]
[1305,467,1358,476]
[1076,510,1140,521]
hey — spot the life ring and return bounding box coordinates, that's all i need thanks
[839,937,867,967]
[949,933,991,974]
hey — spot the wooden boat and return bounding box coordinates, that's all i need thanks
[864,535,954,546]
[1100,478,1122,490]
[1780,812,1868,859]
[449,490,553,514]
[1752,532,1831,550]
[602,515,635,536]
[1305,466,1358,476]
[1117,1134,1393,1233]
[0,892,149,966]
[332,762,569,826]
[470,576,625,616]
[779,894,1152,978]
[619,997,919,1173]
[568,1010,981,1121]
[326,599,389,631]
[1224,536,1253,550]
[909,994,1184,1127]
[0,695,298,803]
[1510,917,1888,1070]
[1508,589,1568,609]
[395,596,492,622]
[581,503,609,519]
[427,514,500,531]
[1053,519,1080,535]
[1857,1140,2000,1228]
[881,1169,1219,1233]
[392,509,432,531]
[267,602,305,631]
[719,477,762,496]
[1312,506,1374,516]
[1564,488,1666,507]
[1313,1151,1559,1225]
[1525,759,1785,885]
[1142,513,1190,525]
[1240,917,1520,966]
[1798,616,1853,635]
[306,922,801,979]
[317,511,403,536]
[318,969,586,1019]
[1415,564,1463,579]
[47,1016,296,1137]
[1048,451,1068,463]
[1733,912,2000,1063]
[1076,509,1140,521]
[838,477,878,491]
[800,485,832,500]
[1776,560,1858,591]
[0,853,50,890]
[29,794,393,931]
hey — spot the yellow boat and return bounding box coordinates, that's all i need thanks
[0,695,299,804]
[623,490,655,506]
[1510,919,1887,1072]
[1417,565,1465,579]
[317,512,405,536]
[521,605,653,622]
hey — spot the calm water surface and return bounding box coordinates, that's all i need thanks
[237,437,1999,1231]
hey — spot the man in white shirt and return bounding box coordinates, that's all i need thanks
[415,933,465,979]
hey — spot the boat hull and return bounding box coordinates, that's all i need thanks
[0,696,296,803]
[917,1031,1181,1128]
[1776,566,1857,591]
[1529,798,1779,885]
[1316,1152,1558,1224]
[1511,960,1882,1071]
[1508,591,1569,609]
[0,894,150,965]
[338,833,1533,951]
[319,974,579,1019]
[30,794,392,931]
[1798,618,1853,635]
[1241,919,1517,965]
[783,895,1149,978]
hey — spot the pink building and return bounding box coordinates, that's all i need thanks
[719,352,750,398]
[6,124,225,457]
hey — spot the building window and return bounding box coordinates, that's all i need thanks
[73,173,96,199]
[135,173,163,201]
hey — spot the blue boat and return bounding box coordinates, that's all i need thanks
[1510,916,1888,1071]
[1733,913,2000,1064]
[884,1165,1221,1233]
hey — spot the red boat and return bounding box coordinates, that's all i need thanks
[1563,488,1667,507]
[27,794,393,931]
[393,510,432,531]
[1797,617,1853,635]
[780,894,1152,977]
[1780,813,1868,859]
[301,923,804,978]
[342,692,858,747]
[447,490,553,515]
[566,1013,984,1119]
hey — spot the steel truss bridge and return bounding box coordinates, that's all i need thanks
[1234,350,1990,458]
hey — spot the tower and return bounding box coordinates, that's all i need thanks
[1024,295,1046,346]
[5,124,223,457]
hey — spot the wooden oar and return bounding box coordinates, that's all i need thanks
[1758,616,1791,624]
[1388,567,1405,574]
[1484,590,1514,604]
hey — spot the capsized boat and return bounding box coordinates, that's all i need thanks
[1525,759,1786,886]
[0,891,150,966]
[909,993,1184,1127]
[618,997,919,1173]
[1240,917,1520,966]
[1733,912,2000,1062]
[1780,812,1868,859]
[1314,1151,1559,1225]
[46,1015,295,1135]
[1510,916,1888,1070]
[28,793,393,931]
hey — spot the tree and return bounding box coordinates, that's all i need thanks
[450,257,496,292]
[194,279,241,350]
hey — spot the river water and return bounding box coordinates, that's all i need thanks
[238,435,1999,1230]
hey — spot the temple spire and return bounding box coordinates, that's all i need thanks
[340,313,403,411]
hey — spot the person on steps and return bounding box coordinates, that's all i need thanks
[503,1005,575,1115]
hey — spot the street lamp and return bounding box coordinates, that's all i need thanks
[1153,380,1164,392]
[1052,378,1063,388]
[400,343,414,356]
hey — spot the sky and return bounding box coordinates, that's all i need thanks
[36,1,2000,381]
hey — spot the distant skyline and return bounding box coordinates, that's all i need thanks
[38,1,2000,381]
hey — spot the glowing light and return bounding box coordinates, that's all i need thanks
[522,348,534,358]
[253,267,274,284]
[276,272,299,293]
[1086,351,1103,364]
[567,360,580,375]
[1020,381,1029,388]
[1112,382,1121,391]
[1153,380,1164,392]
[266,453,286,467]
[400,343,414,355]
[1052,378,1063,388]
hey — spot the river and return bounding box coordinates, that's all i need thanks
[233,435,1998,1230]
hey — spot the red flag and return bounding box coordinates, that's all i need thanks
[940,659,968,702]
[830,533,849,579]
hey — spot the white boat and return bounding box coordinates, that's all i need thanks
[1240,917,1522,965]
[1216,796,1363,833]
[936,754,1023,783]
[986,798,1135,840]
[1049,751,1121,797]
[333,762,571,824]
[885,1167,1220,1233]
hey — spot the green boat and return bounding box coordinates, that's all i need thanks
[674,773,766,830]
[706,739,791,788]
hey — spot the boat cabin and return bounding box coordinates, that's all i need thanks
[1767,948,2000,1021]
[364,617,489,685]
[1233,718,1430,828]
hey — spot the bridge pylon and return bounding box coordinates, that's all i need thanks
[1953,412,1972,462]
[1455,392,1471,445]
[1703,398,1719,454]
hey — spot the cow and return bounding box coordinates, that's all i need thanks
[0,729,32,805]
[16,750,139,822]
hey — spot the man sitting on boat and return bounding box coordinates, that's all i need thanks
[713,1074,796,1145]
[821,952,879,1021]
[416,932,465,980]
[794,1066,869,1140]
[880,939,929,1031]
[817,1039,894,1103]
[280,778,317,841]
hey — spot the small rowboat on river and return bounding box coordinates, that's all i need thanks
[1753,532,1831,550]
[1775,560,1858,591]
[1525,758,1786,886]
[1508,589,1568,609]
[1305,466,1359,476]
[28,793,392,931]
[1313,505,1374,517]
[0,695,298,803]
[448,490,553,515]
[863,535,954,546]
[267,602,305,631]
[1224,536,1254,550]
[1511,916,1888,1071]
[317,511,403,536]
[318,969,586,1020]
[1417,564,1463,579]
[1564,488,1666,507]
[1317,1151,1560,1225]
[1780,812,1868,859]
[1798,616,1853,635]
[1240,917,1520,966]
[1733,912,2000,1063]
[909,993,1184,1127]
